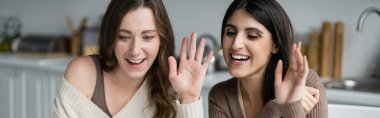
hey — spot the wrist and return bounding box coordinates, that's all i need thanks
[274,98,286,104]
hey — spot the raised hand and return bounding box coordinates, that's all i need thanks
[168,32,214,104]
[274,42,309,104]
[302,86,320,114]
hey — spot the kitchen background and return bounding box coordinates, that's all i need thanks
[0,0,380,118]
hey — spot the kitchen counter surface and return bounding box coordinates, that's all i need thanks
[0,53,73,73]
[327,88,380,107]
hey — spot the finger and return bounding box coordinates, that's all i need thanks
[202,50,214,70]
[188,32,197,60]
[315,89,320,101]
[302,100,310,114]
[304,92,314,107]
[195,38,205,62]
[306,90,317,104]
[309,86,320,101]
[168,56,178,80]
[290,43,298,72]
[298,56,309,85]
[180,37,188,61]
[306,87,319,97]
[304,56,309,76]
[295,42,304,73]
[315,92,320,102]
[275,60,283,89]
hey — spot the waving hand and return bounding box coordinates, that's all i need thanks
[168,32,214,104]
[275,42,309,104]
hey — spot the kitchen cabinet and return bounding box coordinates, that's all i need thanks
[327,88,380,107]
[329,104,380,118]
[0,53,72,118]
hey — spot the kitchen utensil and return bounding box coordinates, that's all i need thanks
[66,16,88,56]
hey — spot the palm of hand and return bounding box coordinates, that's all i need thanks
[171,58,206,97]
[275,42,309,104]
[168,32,214,103]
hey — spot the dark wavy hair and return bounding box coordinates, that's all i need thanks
[98,0,176,117]
[221,0,293,105]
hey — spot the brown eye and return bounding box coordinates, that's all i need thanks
[226,31,236,36]
[247,35,258,40]
[225,28,237,37]
[142,35,154,41]
[118,35,132,41]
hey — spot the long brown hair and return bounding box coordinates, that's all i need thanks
[98,0,176,117]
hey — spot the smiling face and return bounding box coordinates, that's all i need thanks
[114,7,160,79]
[222,9,278,79]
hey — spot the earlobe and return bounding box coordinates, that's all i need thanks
[272,44,279,54]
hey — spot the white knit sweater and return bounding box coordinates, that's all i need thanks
[53,78,203,118]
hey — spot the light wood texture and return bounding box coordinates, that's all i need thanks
[320,21,332,78]
[308,32,321,73]
[333,22,344,81]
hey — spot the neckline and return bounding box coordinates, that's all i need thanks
[238,80,247,118]
[61,78,150,117]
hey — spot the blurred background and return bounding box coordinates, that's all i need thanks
[0,0,380,118]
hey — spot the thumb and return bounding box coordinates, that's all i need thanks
[168,56,178,80]
[275,60,283,90]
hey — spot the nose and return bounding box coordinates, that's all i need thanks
[232,34,244,50]
[129,39,141,56]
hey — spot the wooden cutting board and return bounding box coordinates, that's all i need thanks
[320,21,332,78]
[333,22,344,81]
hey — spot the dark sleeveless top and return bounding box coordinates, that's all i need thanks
[90,55,112,117]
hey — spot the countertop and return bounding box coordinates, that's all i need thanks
[0,53,73,73]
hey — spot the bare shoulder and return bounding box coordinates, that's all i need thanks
[64,56,97,98]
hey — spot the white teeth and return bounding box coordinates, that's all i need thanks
[231,54,249,60]
[127,58,144,64]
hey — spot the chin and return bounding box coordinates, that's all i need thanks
[228,68,248,79]
[129,72,147,80]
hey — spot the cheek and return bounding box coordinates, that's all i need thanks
[114,43,126,56]
[222,38,232,50]
[146,41,160,57]
[222,38,231,60]
[250,45,272,63]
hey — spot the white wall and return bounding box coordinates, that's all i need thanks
[0,0,108,35]
[0,0,379,79]
[278,0,380,79]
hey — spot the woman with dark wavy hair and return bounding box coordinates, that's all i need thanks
[209,0,327,117]
[53,0,213,117]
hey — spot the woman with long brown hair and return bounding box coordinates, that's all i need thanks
[53,0,213,117]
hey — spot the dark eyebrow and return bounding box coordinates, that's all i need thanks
[119,29,132,34]
[118,29,156,34]
[225,24,237,30]
[226,24,263,34]
[246,28,263,34]
[142,30,156,34]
